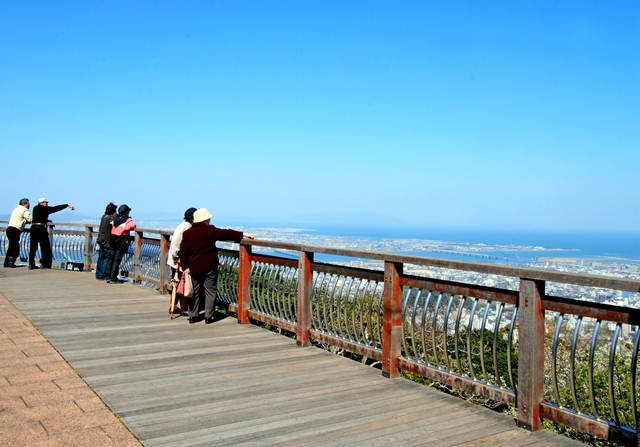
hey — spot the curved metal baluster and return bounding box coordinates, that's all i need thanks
[492,302,504,388]
[286,266,295,321]
[252,262,265,314]
[410,290,423,360]
[247,261,257,308]
[420,291,432,365]
[268,264,280,318]
[333,275,348,337]
[608,323,621,426]
[443,294,454,371]
[351,278,364,344]
[217,257,227,301]
[276,264,287,319]
[552,313,564,407]
[339,276,354,339]
[225,257,234,302]
[287,267,298,322]
[358,280,371,344]
[589,320,601,419]
[321,274,334,334]
[310,272,322,329]
[630,328,639,430]
[279,266,290,320]
[254,263,269,314]
[467,298,478,380]
[342,277,356,342]
[276,265,287,319]
[401,287,413,359]
[454,296,465,375]
[570,316,583,413]
[328,275,342,337]
[480,301,491,383]
[267,264,280,318]
[375,284,384,348]
[331,275,347,337]
[231,258,240,303]
[317,273,331,332]
[365,279,376,345]
[431,293,443,369]
[507,306,518,391]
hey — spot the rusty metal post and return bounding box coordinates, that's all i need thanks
[238,243,252,324]
[382,261,403,378]
[297,251,314,347]
[133,230,143,284]
[84,226,93,272]
[517,278,546,431]
[159,233,170,293]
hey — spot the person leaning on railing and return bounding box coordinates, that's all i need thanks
[105,204,136,284]
[95,202,117,281]
[179,208,256,324]
[29,198,74,270]
[4,198,32,268]
[167,207,197,316]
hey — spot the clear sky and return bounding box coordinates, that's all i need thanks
[1,1,638,232]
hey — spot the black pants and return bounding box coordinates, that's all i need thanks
[4,226,22,266]
[29,226,52,268]
[189,269,218,319]
[105,245,127,281]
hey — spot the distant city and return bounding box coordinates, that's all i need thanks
[202,225,639,310]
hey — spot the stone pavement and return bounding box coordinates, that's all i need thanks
[0,284,141,447]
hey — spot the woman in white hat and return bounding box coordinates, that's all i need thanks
[179,208,255,324]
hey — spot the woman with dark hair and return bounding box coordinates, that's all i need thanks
[95,203,117,280]
[105,204,136,284]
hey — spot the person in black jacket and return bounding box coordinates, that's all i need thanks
[104,204,136,284]
[95,203,117,280]
[28,198,74,269]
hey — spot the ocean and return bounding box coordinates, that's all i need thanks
[140,220,640,264]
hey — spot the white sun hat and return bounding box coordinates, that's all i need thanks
[192,208,213,223]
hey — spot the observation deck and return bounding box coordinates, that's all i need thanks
[2,267,583,446]
[1,221,639,446]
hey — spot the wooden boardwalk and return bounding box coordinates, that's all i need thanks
[0,268,584,446]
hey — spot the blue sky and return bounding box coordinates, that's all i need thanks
[1,1,638,232]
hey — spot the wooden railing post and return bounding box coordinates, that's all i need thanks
[238,243,252,324]
[297,251,314,347]
[517,278,546,431]
[84,226,93,272]
[382,261,403,378]
[133,230,143,284]
[159,233,170,294]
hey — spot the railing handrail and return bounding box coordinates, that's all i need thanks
[244,239,640,293]
[1,219,639,292]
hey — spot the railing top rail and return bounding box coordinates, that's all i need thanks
[0,221,173,236]
[242,239,640,293]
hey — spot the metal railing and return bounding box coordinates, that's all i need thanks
[1,221,639,445]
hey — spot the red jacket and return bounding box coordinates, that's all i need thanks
[179,223,243,275]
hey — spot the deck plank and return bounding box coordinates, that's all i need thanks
[0,268,585,446]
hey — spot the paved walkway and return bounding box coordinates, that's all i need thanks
[0,267,584,446]
[0,267,141,446]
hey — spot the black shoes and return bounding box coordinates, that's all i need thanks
[28,264,39,270]
[5,257,15,268]
[188,315,204,324]
[205,317,215,325]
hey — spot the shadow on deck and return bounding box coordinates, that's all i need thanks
[0,268,584,446]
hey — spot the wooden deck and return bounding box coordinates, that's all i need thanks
[0,267,584,446]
